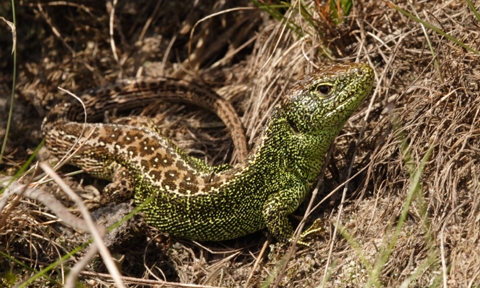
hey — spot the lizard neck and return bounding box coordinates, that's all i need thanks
[233,106,343,185]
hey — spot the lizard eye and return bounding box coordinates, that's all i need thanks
[316,85,331,95]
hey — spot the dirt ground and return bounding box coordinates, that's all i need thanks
[1,0,480,287]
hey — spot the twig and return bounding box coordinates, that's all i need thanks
[40,163,125,288]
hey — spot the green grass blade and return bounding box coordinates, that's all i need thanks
[0,0,17,163]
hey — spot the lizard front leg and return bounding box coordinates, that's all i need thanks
[262,179,308,243]
[101,165,135,205]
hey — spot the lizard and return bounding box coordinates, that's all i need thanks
[44,77,248,162]
[41,63,374,242]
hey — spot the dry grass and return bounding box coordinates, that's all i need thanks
[1,0,480,287]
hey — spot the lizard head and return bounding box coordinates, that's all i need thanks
[280,62,374,136]
[254,63,374,180]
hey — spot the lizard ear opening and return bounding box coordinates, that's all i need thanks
[287,118,300,134]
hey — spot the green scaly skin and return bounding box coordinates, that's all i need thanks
[42,63,374,242]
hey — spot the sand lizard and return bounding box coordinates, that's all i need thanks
[42,63,374,242]
[44,77,248,161]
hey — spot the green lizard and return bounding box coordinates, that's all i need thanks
[42,63,374,242]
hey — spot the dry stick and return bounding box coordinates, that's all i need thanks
[210,32,259,70]
[0,176,102,287]
[247,14,302,148]
[301,37,321,70]
[137,0,163,42]
[160,33,178,77]
[80,270,221,288]
[0,16,16,164]
[39,163,126,288]
[258,6,291,74]
[47,88,88,170]
[160,0,200,77]
[36,88,96,190]
[0,161,44,228]
[271,9,333,288]
[107,0,119,63]
[142,234,167,282]
[321,81,377,282]
[308,167,370,220]
[269,135,372,286]
[320,29,402,284]
[0,177,29,223]
[36,3,75,56]
[245,238,271,287]
[187,7,256,68]
[190,18,247,72]
[440,203,467,288]
[0,178,100,233]
[272,146,333,288]
[201,252,242,284]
